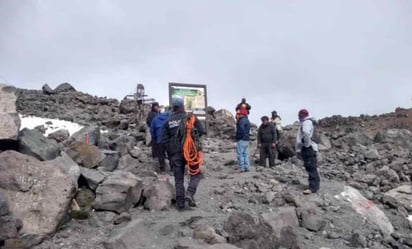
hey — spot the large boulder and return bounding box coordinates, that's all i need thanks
[0,84,21,141]
[0,151,76,247]
[193,224,227,244]
[93,171,143,213]
[143,177,175,211]
[277,127,297,160]
[207,109,236,139]
[68,126,101,146]
[261,207,300,248]
[223,212,279,249]
[0,191,22,245]
[18,128,61,161]
[49,151,81,188]
[79,167,105,191]
[47,129,70,143]
[65,142,104,169]
[54,82,76,93]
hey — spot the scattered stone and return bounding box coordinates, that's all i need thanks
[113,212,131,225]
[54,82,76,93]
[298,208,326,232]
[65,142,104,169]
[47,129,70,143]
[383,185,412,210]
[49,151,81,188]
[193,224,226,244]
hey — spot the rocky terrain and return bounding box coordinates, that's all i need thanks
[1,82,412,249]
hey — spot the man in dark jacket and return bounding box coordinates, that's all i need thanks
[236,108,251,172]
[257,116,277,167]
[161,97,205,210]
[150,109,171,172]
[235,98,251,114]
[146,102,160,157]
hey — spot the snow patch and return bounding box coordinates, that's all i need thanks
[19,114,84,136]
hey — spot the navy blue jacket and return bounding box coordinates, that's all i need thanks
[150,113,170,144]
[236,116,250,141]
[161,112,205,156]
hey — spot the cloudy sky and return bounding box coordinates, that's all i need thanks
[1,0,411,125]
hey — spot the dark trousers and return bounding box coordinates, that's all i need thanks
[153,143,167,170]
[170,153,201,207]
[259,143,276,167]
[301,146,320,192]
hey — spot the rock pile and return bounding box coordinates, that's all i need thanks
[1,83,412,249]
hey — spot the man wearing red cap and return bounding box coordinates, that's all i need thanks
[296,109,320,194]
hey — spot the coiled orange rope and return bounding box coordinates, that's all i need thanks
[183,114,203,175]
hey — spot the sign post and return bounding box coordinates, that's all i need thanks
[168,83,208,134]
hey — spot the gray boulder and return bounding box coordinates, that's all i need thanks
[103,219,151,249]
[0,84,21,141]
[80,167,105,191]
[119,99,136,114]
[69,126,101,146]
[0,151,76,247]
[99,150,120,171]
[41,84,55,94]
[65,142,104,169]
[0,190,9,216]
[93,171,143,213]
[54,82,76,93]
[193,224,227,244]
[49,152,81,188]
[223,212,279,249]
[297,208,326,232]
[374,129,412,149]
[47,129,70,143]
[143,177,175,211]
[18,128,61,161]
[261,207,300,248]
[383,185,412,210]
[277,127,298,160]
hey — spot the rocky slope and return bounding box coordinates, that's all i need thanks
[1,83,412,249]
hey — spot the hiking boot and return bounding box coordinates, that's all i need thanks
[244,168,250,172]
[185,195,197,207]
[303,189,314,195]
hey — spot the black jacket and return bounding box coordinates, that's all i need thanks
[257,123,277,144]
[161,112,205,156]
[236,116,250,141]
[146,110,159,127]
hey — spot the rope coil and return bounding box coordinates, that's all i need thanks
[183,114,203,175]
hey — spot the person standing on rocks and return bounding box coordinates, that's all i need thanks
[236,108,251,172]
[296,109,320,194]
[150,107,171,172]
[161,97,205,210]
[257,116,277,167]
[235,98,251,114]
[146,102,160,157]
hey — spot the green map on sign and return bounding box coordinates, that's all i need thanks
[172,89,198,96]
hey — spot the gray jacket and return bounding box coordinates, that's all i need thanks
[296,117,318,152]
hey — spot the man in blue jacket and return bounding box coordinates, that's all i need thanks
[150,108,171,172]
[236,108,251,172]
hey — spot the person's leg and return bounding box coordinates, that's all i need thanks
[302,147,320,193]
[268,145,276,167]
[186,164,201,207]
[242,140,250,171]
[157,143,166,171]
[171,154,186,208]
[259,145,266,166]
[237,141,245,170]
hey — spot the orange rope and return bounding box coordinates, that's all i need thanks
[183,115,203,175]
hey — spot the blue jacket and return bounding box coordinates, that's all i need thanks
[150,113,170,144]
[236,116,250,141]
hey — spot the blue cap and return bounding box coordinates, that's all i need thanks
[172,96,184,108]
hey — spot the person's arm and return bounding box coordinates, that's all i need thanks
[271,125,277,144]
[161,120,170,144]
[194,116,205,137]
[150,119,156,139]
[257,126,262,145]
[301,120,313,147]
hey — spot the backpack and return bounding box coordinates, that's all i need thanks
[309,119,321,144]
[300,118,321,144]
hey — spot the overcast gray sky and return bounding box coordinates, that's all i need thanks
[1,0,411,125]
